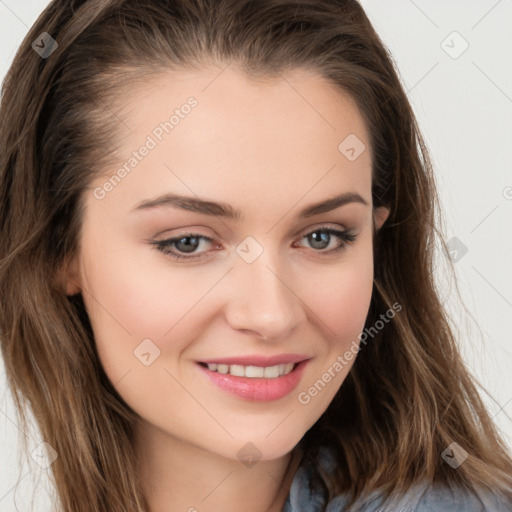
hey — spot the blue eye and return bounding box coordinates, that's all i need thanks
[150,226,357,262]
[151,233,215,260]
[299,228,356,252]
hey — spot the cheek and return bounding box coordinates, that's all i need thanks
[77,235,230,385]
[79,236,203,336]
[304,238,374,340]
[294,240,374,422]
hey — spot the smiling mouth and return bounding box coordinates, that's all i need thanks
[197,361,297,379]
[196,359,310,402]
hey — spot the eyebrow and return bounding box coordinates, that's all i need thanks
[131,191,368,219]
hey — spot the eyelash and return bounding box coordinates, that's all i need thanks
[150,226,357,262]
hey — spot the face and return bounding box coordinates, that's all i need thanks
[65,65,389,462]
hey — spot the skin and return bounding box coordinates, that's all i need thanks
[64,65,389,512]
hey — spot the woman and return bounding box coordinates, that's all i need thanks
[0,1,511,511]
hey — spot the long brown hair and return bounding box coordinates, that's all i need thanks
[1,1,511,510]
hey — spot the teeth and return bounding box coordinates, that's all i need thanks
[230,365,245,377]
[264,365,279,378]
[217,364,228,374]
[206,362,295,378]
[246,366,264,378]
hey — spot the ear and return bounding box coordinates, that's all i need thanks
[373,206,390,232]
[60,253,82,296]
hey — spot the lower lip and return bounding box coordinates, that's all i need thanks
[196,360,309,402]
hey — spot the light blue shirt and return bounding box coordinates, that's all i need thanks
[283,445,512,511]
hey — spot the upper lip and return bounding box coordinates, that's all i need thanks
[199,353,310,367]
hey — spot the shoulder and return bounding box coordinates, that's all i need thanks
[412,484,512,511]
[286,445,511,512]
[325,482,512,511]
[318,445,511,511]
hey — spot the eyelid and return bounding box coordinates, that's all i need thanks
[150,223,357,261]
[154,222,349,242]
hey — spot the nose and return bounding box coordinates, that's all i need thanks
[223,248,306,342]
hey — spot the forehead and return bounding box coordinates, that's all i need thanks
[91,65,373,216]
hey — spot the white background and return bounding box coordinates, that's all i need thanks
[1,1,511,510]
